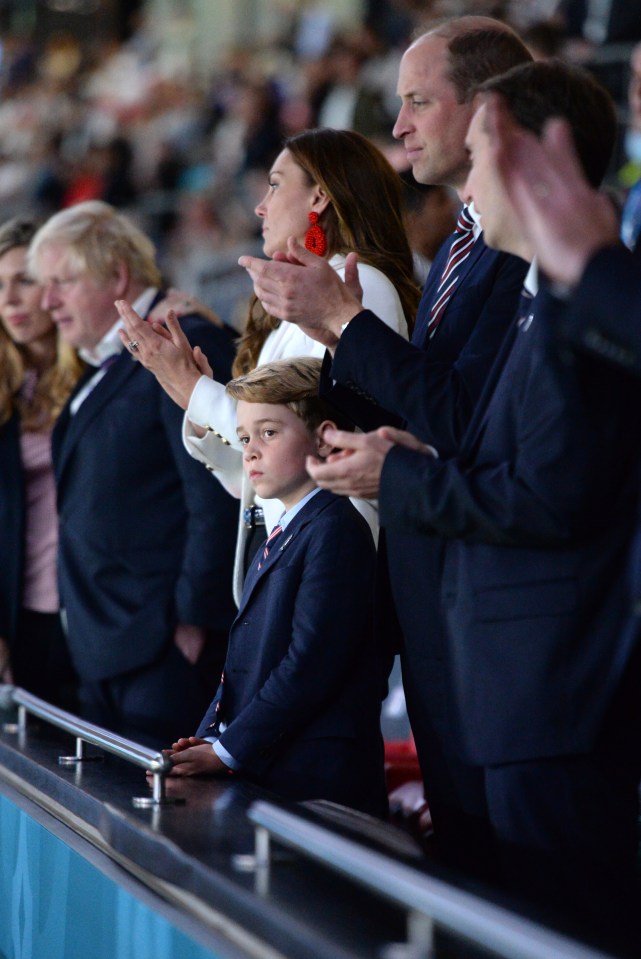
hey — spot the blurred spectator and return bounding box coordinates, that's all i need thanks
[521,19,566,58]
[30,134,67,216]
[161,187,260,331]
[61,143,107,207]
[315,35,393,140]
[0,218,83,707]
[562,0,641,44]
[210,77,283,179]
[102,136,138,209]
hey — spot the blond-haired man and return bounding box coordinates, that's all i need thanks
[31,201,238,749]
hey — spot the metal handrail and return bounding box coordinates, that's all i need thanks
[3,686,176,807]
[247,801,615,959]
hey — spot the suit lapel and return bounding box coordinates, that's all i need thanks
[53,352,139,484]
[412,235,487,350]
[52,365,93,468]
[236,490,335,617]
[238,528,289,603]
[412,237,451,347]
[460,290,538,459]
[54,290,167,481]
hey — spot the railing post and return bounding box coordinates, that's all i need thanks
[407,911,434,959]
[5,687,185,807]
[254,825,270,869]
[3,702,26,735]
[132,768,184,808]
[59,736,102,766]
[231,822,272,883]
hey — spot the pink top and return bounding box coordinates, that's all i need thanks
[20,430,58,613]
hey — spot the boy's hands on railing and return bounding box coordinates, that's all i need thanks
[147,736,229,778]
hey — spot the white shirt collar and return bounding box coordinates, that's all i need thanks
[466,201,483,242]
[277,487,321,532]
[78,287,158,367]
[523,260,539,298]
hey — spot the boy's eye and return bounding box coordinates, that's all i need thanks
[238,435,249,445]
[263,429,276,438]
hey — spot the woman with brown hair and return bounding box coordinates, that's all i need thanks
[231,127,418,375]
[0,218,84,703]
[118,128,420,603]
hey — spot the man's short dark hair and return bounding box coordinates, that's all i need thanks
[424,16,533,103]
[479,59,617,187]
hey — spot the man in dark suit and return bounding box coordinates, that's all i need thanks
[308,63,641,953]
[484,84,641,369]
[29,201,238,749]
[165,358,387,816]
[240,16,532,875]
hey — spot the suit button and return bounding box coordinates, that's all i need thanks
[243,620,250,626]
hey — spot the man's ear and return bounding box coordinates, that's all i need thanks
[314,419,337,459]
[113,259,130,298]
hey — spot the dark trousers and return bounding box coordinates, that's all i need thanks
[484,750,641,955]
[412,642,641,957]
[12,608,78,711]
[78,631,227,751]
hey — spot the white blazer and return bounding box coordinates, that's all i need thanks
[182,255,408,604]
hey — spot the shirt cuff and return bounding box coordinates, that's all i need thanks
[212,738,241,770]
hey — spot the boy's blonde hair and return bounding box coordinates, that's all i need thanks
[226,356,354,434]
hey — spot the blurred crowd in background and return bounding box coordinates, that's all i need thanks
[0,0,640,329]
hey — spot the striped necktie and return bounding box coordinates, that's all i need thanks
[428,206,476,339]
[258,523,283,570]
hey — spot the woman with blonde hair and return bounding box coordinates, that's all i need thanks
[0,219,84,703]
[118,128,420,602]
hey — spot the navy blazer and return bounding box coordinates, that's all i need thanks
[558,244,641,376]
[381,286,641,765]
[196,490,388,815]
[52,310,238,683]
[0,412,25,646]
[326,235,528,454]
[319,234,528,784]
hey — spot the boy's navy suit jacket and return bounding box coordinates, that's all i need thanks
[197,489,387,815]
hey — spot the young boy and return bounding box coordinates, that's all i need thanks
[167,357,388,816]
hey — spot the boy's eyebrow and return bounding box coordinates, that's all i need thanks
[236,416,286,436]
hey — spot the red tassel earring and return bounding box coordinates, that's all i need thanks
[304,211,327,257]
